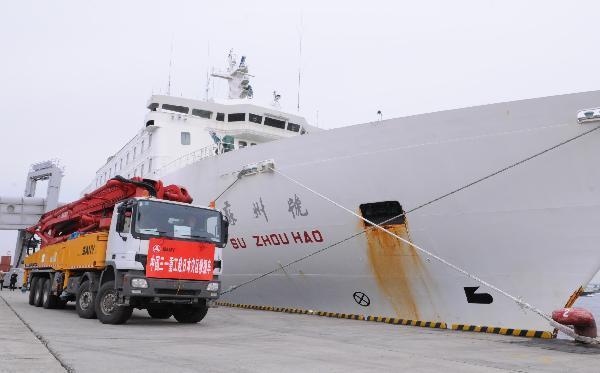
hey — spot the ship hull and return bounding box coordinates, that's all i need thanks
[162,91,600,333]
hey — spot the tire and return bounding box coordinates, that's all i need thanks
[34,278,47,307]
[147,306,172,319]
[42,278,59,309]
[76,281,97,319]
[28,277,39,305]
[95,281,132,325]
[172,302,208,324]
[55,299,68,309]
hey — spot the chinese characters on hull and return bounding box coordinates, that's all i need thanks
[222,201,237,226]
[252,197,268,222]
[222,194,309,226]
[288,194,308,219]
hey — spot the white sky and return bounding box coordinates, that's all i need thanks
[1,0,599,281]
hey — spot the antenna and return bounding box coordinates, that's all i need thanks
[297,15,303,113]
[167,37,174,96]
[211,67,215,99]
[205,42,210,100]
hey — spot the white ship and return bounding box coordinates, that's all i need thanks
[83,51,600,336]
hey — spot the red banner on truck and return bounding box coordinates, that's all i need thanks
[146,238,215,280]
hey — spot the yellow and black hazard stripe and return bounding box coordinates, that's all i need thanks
[216,302,446,329]
[314,311,364,320]
[365,315,446,329]
[216,302,311,314]
[217,302,554,338]
[451,324,552,339]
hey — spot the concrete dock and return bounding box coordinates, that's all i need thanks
[1,291,599,373]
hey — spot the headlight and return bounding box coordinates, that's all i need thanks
[206,282,219,291]
[131,278,148,288]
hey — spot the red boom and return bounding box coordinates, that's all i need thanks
[27,177,193,248]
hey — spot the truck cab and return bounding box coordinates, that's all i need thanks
[108,197,225,274]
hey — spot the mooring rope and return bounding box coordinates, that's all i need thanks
[213,177,241,203]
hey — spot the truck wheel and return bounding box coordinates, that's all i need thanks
[55,299,68,309]
[172,302,208,324]
[34,278,47,307]
[147,306,172,319]
[95,281,132,325]
[76,281,97,319]
[28,277,39,305]
[42,279,59,309]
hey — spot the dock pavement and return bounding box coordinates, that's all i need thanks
[1,291,599,372]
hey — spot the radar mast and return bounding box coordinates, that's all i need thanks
[211,49,254,99]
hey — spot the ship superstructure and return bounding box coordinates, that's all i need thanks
[84,51,317,193]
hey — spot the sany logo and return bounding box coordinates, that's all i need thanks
[152,244,161,253]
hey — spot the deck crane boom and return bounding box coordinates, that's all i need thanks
[28,176,193,247]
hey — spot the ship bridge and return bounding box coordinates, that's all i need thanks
[83,51,322,194]
[144,94,314,144]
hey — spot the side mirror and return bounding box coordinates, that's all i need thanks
[116,212,125,232]
[218,215,229,248]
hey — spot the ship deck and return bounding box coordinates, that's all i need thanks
[1,291,598,372]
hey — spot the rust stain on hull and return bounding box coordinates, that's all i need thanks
[365,223,420,319]
[364,220,439,321]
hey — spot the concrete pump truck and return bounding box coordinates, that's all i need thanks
[23,176,228,324]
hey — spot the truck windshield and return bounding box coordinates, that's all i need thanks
[133,200,222,244]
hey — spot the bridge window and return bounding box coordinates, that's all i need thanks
[228,113,245,122]
[162,104,189,114]
[287,122,300,132]
[249,113,262,124]
[181,132,191,145]
[216,112,225,121]
[264,117,286,129]
[192,108,212,119]
[148,102,159,111]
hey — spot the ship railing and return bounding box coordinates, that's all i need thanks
[156,143,223,176]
